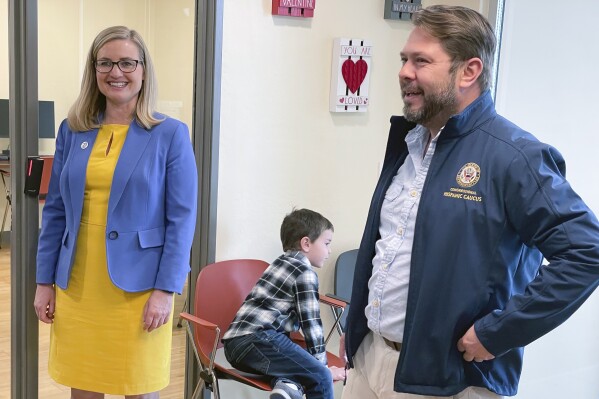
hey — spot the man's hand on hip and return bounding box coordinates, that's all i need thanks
[457,325,495,362]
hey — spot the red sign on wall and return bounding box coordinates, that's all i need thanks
[272,0,315,18]
[330,38,373,113]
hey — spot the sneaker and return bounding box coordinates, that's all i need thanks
[270,379,304,399]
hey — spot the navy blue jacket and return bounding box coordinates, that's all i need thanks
[344,92,599,396]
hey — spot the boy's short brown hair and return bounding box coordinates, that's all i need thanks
[280,208,334,251]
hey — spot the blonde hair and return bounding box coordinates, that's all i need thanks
[67,26,162,131]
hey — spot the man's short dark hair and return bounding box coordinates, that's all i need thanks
[280,208,334,251]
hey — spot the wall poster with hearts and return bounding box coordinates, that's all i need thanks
[329,38,372,113]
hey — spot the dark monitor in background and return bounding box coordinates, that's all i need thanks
[39,101,56,138]
[0,99,56,139]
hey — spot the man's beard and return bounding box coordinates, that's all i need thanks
[402,74,458,126]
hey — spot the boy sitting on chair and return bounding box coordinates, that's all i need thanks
[223,208,346,399]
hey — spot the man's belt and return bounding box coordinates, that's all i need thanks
[383,337,402,351]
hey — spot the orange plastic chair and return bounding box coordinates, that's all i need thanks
[180,259,346,399]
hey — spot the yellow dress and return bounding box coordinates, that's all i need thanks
[48,125,173,395]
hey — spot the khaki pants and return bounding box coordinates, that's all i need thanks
[341,332,503,399]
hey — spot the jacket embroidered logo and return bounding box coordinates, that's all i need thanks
[456,163,481,188]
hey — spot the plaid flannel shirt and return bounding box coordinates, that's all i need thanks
[223,251,327,365]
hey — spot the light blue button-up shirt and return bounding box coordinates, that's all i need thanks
[366,124,440,343]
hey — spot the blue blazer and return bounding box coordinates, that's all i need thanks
[36,115,198,294]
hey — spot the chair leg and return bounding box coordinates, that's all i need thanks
[191,378,207,399]
[330,307,343,336]
[0,199,9,249]
[184,322,220,399]
[177,297,188,328]
[213,376,221,399]
[0,170,11,250]
[191,377,217,399]
[326,307,345,344]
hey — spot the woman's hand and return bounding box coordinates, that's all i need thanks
[34,284,55,323]
[329,365,346,382]
[142,289,174,332]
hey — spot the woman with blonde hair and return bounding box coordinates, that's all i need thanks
[34,25,197,398]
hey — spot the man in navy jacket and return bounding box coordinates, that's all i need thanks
[341,5,599,399]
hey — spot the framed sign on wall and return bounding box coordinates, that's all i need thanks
[272,0,315,18]
[329,38,372,113]
[384,0,422,20]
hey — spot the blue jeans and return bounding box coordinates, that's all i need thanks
[223,330,333,399]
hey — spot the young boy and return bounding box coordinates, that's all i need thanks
[223,208,345,399]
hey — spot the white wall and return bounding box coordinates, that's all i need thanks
[496,1,599,398]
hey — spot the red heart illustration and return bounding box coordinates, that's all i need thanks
[339,98,345,103]
[342,59,368,94]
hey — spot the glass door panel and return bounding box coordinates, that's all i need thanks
[37,1,195,397]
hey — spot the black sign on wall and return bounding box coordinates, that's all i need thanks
[384,0,422,20]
